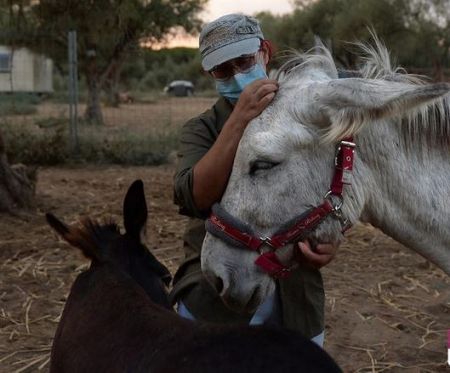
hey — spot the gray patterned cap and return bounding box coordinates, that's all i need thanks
[199,13,264,71]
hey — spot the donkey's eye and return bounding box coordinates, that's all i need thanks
[249,160,279,175]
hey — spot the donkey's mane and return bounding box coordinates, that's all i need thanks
[354,33,424,83]
[275,37,450,148]
[68,218,120,260]
[80,218,120,242]
[275,44,338,82]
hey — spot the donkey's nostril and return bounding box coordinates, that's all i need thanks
[205,271,224,295]
[212,275,224,294]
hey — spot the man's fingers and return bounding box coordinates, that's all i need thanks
[234,78,278,123]
[258,92,276,108]
[314,243,337,256]
[299,242,326,261]
[246,78,275,92]
[298,242,334,268]
[255,83,278,101]
[248,79,278,93]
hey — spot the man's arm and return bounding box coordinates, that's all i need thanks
[192,79,278,211]
[174,78,339,267]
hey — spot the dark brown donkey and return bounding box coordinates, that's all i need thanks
[47,180,342,373]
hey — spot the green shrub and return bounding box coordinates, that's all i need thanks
[35,117,69,129]
[0,93,41,116]
[0,101,37,115]
[0,118,178,166]
[1,122,68,165]
[0,93,42,105]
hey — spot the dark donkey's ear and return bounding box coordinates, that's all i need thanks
[123,180,148,240]
[46,213,100,261]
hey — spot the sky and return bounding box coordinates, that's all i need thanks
[159,0,295,49]
[202,0,294,21]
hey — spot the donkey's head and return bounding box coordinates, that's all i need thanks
[202,42,450,312]
[47,180,172,308]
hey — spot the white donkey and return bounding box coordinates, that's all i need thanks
[201,40,450,312]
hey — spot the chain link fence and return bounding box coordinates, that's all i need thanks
[0,30,216,166]
[1,30,448,167]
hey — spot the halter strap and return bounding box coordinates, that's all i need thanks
[205,137,355,278]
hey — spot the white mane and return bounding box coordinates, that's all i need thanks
[274,37,450,147]
[275,44,338,83]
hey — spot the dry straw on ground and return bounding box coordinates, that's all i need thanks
[0,166,449,373]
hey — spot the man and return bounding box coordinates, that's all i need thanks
[172,13,338,347]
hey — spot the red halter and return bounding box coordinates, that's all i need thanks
[206,137,356,278]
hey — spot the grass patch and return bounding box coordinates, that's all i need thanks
[0,119,178,166]
[0,93,41,115]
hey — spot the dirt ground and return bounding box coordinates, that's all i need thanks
[22,97,218,131]
[0,165,448,372]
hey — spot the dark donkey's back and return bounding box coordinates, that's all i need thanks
[48,180,341,373]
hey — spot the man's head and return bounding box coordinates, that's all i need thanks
[199,14,273,103]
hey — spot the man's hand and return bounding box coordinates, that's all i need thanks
[192,78,277,211]
[297,241,339,269]
[229,79,278,125]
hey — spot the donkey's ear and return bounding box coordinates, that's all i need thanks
[46,213,100,261]
[123,180,148,240]
[314,79,450,142]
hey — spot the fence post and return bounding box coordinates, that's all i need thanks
[68,30,79,153]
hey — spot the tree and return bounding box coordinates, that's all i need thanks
[0,0,205,213]
[0,1,35,212]
[0,132,36,213]
[405,0,450,79]
[2,0,207,123]
[259,0,450,73]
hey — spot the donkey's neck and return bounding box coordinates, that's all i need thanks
[357,119,450,275]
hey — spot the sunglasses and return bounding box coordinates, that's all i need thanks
[209,53,260,81]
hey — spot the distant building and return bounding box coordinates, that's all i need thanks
[0,46,53,93]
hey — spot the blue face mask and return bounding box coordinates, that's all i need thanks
[215,63,268,104]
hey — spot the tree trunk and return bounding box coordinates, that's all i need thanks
[433,58,443,82]
[84,59,104,124]
[104,64,121,108]
[0,130,36,213]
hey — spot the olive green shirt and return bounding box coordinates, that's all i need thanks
[172,97,325,339]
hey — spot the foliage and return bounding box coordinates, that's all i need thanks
[0,93,41,115]
[22,0,206,70]
[122,47,213,91]
[61,46,215,93]
[257,0,450,70]
[0,0,207,122]
[1,119,178,166]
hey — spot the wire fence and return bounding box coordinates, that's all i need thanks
[0,30,448,166]
[0,30,217,165]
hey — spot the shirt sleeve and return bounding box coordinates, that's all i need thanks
[173,115,217,219]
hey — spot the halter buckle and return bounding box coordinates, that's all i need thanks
[259,236,276,250]
[324,191,344,211]
[340,140,356,148]
[323,192,353,233]
[335,140,356,166]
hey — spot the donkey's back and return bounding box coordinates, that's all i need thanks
[48,180,341,373]
[53,264,338,372]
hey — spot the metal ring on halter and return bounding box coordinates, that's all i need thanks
[259,236,275,252]
[324,191,344,211]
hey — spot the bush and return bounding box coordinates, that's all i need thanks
[76,127,178,165]
[0,93,41,116]
[1,121,69,164]
[0,119,178,166]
